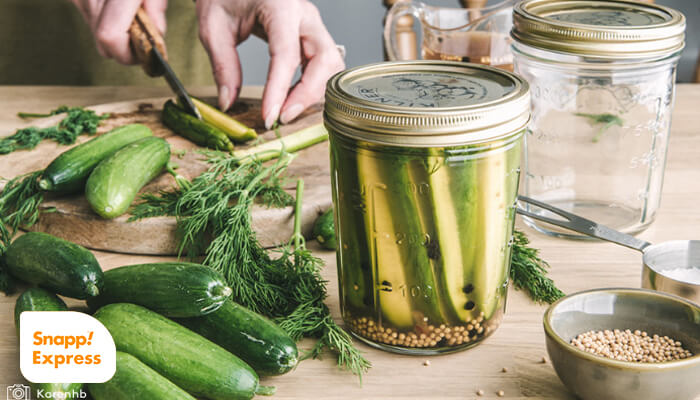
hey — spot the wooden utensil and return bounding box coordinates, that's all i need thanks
[128,8,201,119]
[129,8,167,77]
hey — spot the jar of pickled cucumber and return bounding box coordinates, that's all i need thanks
[324,61,530,354]
[512,0,686,237]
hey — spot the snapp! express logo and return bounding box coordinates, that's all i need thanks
[19,312,116,385]
[32,332,101,368]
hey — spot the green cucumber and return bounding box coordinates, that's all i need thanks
[39,124,153,194]
[472,138,522,319]
[15,288,84,398]
[422,148,479,324]
[190,97,257,143]
[88,352,195,400]
[14,287,68,335]
[162,100,234,151]
[312,208,336,250]
[176,300,298,376]
[94,303,273,400]
[3,232,103,299]
[329,139,372,313]
[357,150,444,329]
[85,136,170,219]
[87,262,232,317]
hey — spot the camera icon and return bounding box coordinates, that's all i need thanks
[6,384,30,400]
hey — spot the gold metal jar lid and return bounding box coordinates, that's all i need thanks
[512,0,686,59]
[324,61,530,147]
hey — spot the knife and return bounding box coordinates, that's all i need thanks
[129,8,202,120]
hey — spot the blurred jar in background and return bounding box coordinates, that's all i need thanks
[512,0,686,238]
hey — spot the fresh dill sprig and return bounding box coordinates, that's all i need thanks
[0,170,45,295]
[17,105,71,119]
[1,106,108,154]
[0,171,44,251]
[574,112,624,143]
[510,229,564,304]
[129,153,370,379]
[127,191,181,221]
[277,180,371,378]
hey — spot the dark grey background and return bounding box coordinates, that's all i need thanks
[235,0,700,84]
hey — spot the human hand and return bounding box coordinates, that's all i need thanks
[196,0,345,129]
[71,0,168,65]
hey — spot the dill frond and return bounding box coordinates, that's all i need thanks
[574,112,624,143]
[0,170,44,250]
[0,170,44,295]
[510,229,564,304]
[131,153,370,379]
[1,106,107,154]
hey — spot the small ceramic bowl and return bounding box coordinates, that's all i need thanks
[543,288,700,400]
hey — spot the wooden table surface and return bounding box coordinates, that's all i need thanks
[1,85,699,400]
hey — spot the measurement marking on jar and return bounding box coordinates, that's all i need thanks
[377,281,435,300]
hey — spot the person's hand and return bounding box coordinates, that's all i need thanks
[70,0,168,65]
[196,0,345,128]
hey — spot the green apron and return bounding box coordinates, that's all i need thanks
[0,0,214,86]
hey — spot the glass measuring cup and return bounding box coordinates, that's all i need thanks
[383,0,515,70]
[517,196,700,304]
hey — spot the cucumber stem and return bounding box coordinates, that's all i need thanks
[210,284,233,300]
[84,282,100,297]
[233,124,328,164]
[290,179,305,249]
[255,385,276,396]
[38,179,51,191]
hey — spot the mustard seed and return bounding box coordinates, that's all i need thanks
[497,390,505,397]
[476,389,484,396]
[571,329,693,363]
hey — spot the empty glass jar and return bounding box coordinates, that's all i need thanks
[512,0,686,237]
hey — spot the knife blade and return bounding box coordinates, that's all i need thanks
[150,46,202,120]
[129,8,202,120]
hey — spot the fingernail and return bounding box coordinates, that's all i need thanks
[264,104,281,130]
[280,104,304,125]
[218,85,231,111]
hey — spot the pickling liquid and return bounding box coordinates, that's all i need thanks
[422,32,514,72]
[330,134,522,354]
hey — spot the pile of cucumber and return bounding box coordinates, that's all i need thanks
[39,123,170,219]
[5,232,298,400]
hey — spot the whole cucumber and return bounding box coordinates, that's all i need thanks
[39,124,153,194]
[14,287,67,335]
[85,136,170,219]
[94,303,274,400]
[162,100,234,152]
[312,208,337,250]
[176,300,298,376]
[4,232,103,299]
[87,262,232,317]
[88,352,195,400]
[15,288,84,398]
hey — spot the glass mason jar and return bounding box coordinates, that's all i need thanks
[512,0,686,238]
[324,61,530,354]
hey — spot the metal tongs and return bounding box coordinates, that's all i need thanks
[517,195,700,303]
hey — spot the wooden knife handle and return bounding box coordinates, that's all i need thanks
[129,8,167,77]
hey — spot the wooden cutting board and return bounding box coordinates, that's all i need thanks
[0,97,332,255]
